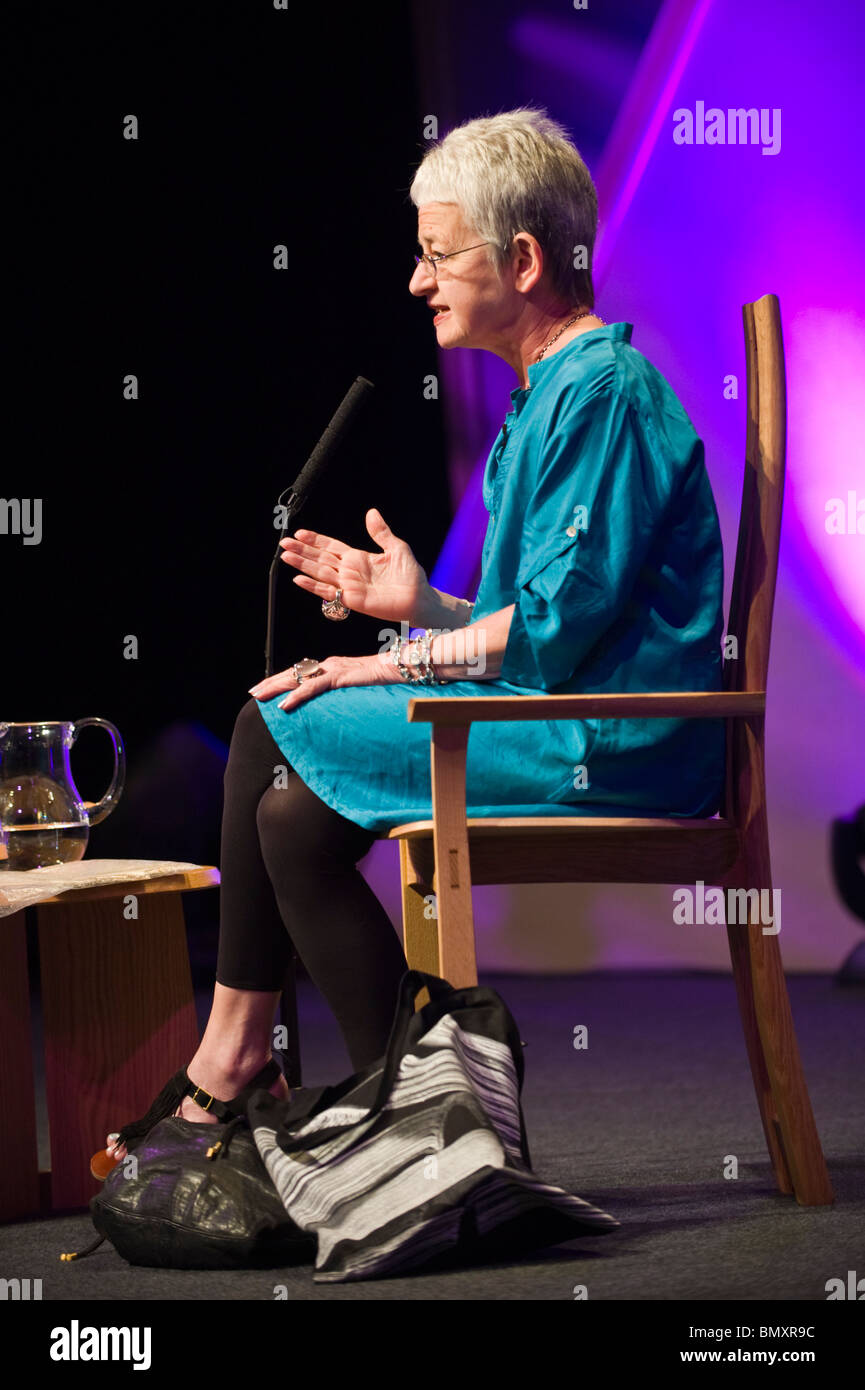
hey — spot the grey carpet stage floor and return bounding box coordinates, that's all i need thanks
[2,973,862,1302]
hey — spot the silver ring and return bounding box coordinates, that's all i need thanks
[290,658,325,684]
[322,587,350,621]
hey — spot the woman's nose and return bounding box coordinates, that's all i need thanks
[409,260,434,295]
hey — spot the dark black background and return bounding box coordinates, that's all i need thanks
[6,1,449,850]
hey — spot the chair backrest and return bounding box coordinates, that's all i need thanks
[720,293,787,825]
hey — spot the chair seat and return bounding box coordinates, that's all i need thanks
[386,816,740,886]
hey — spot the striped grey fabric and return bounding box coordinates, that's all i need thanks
[251,995,619,1282]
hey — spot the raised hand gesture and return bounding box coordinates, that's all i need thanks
[278,507,430,624]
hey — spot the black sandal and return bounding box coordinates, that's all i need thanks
[89,1058,283,1181]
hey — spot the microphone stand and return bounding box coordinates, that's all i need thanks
[264,488,303,678]
[259,369,374,1086]
[261,481,307,1089]
[263,375,375,678]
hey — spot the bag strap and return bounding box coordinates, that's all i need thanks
[272,970,454,1151]
[371,970,455,1109]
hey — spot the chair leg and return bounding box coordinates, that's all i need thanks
[399,838,440,975]
[724,861,834,1206]
[429,725,478,987]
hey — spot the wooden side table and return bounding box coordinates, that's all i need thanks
[0,867,218,1218]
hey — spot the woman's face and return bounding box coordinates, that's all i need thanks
[409,202,512,351]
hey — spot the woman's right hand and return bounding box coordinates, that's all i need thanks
[279,507,431,625]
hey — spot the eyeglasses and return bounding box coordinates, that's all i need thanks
[413,241,495,277]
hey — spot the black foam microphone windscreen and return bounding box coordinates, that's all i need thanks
[288,376,375,505]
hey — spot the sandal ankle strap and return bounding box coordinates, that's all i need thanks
[114,1057,283,1145]
[182,1057,281,1122]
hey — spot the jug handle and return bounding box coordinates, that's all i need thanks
[71,717,127,826]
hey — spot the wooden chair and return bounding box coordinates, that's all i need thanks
[386,293,834,1208]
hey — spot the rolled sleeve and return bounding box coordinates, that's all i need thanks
[499,385,673,691]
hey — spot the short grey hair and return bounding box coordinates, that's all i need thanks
[409,108,598,308]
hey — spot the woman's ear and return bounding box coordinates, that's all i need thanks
[510,231,545,294]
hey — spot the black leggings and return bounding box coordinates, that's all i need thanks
[215,698,409,1072]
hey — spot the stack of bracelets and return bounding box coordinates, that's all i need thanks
[389,599,474,685]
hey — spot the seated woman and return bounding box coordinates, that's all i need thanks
[98,107,724,1169]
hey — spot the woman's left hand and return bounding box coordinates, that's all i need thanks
[248,652,393,712]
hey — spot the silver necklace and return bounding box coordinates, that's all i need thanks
[535,309,605,362]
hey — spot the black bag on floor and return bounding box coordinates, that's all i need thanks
[247,969,620,1283]
[80,1114,315,1270]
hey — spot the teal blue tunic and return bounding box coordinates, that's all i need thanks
[257,323,725,831]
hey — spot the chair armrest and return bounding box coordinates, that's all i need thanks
[407,690,765,726]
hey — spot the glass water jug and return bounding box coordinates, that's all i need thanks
[0,718,126,870]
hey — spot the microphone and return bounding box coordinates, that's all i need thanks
[279,375,375,516]
[264,376,375,676]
